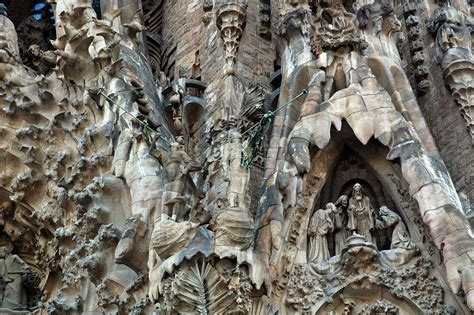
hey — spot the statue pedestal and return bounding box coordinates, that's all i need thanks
[340,233,379,273]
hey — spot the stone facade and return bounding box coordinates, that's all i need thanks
[0,0,473,314]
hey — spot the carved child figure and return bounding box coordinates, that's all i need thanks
[27,45,58,76]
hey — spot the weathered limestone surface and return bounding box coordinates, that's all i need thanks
[0,0,473,314]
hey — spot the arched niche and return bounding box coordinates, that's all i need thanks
[313,145,403,254]
[296,124,441,263]
[273,125,467,313]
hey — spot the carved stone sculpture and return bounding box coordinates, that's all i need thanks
[27,45,57,76]
[0,239,28,310]
[0,0,473,313]
[428,2,474,140]
[216,2,247,75]
[347,183,375,244]
[309,0,366,56]
[376,206,415,250]
[0,5,34,86]
[333,194,349,255]
[308,203,336,263]
[157,141,201,221]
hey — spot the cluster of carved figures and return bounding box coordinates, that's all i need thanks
[308,183,415,265]
[0,0,473,314]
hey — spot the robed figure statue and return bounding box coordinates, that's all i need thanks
[308,203,337,263]
[347,183,375,244]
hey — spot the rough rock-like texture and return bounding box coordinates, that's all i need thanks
[0,0,473,314]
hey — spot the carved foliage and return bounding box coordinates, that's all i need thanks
[310,2,366,56]
[285,257,454,314]
[160,260,253,314]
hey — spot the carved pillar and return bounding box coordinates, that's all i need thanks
[216,2,247,76]
[427,3,474,141]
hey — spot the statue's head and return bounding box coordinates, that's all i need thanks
[170,142,180,151]
[326,202,336,211]
[335,194,349,207]
[352,183,364,198]
[379,205,401,221]
[28,44,42,57]
[379,205,389,214]
[0,3,7,17]
[380,4,400,34]
[0,237,13,258]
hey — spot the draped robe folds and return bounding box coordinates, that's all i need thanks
[308,209,334,263]
[333,208,348,255]
[0,254,27,309]
[376,207,415,250]
[347,195,375,244]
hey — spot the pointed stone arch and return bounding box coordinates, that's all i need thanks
[267,124,470,312]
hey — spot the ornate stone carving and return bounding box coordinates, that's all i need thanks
[216,3,247,75]
[0,0,473,313]
[152,259,257,314]
[308,203,336,263]
[258,0,271,40]
[428,3,474,140]
[309,0,366,56]
[0,238,30,310]
[286,251,453,314]
[399,2,431,94]
[347,183,376,244]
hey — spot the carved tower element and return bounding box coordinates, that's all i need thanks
[428,2,474,140]
[216,2,247,76]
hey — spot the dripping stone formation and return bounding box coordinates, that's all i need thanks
[0,0,473,313]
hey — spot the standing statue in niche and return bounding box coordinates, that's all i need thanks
[308,203,337,263]
[0,239,28,310]
[333,194,349,255]
[347,183,375,244]
[156,141,201,222]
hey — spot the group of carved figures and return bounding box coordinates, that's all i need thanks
[308,183,414,264]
